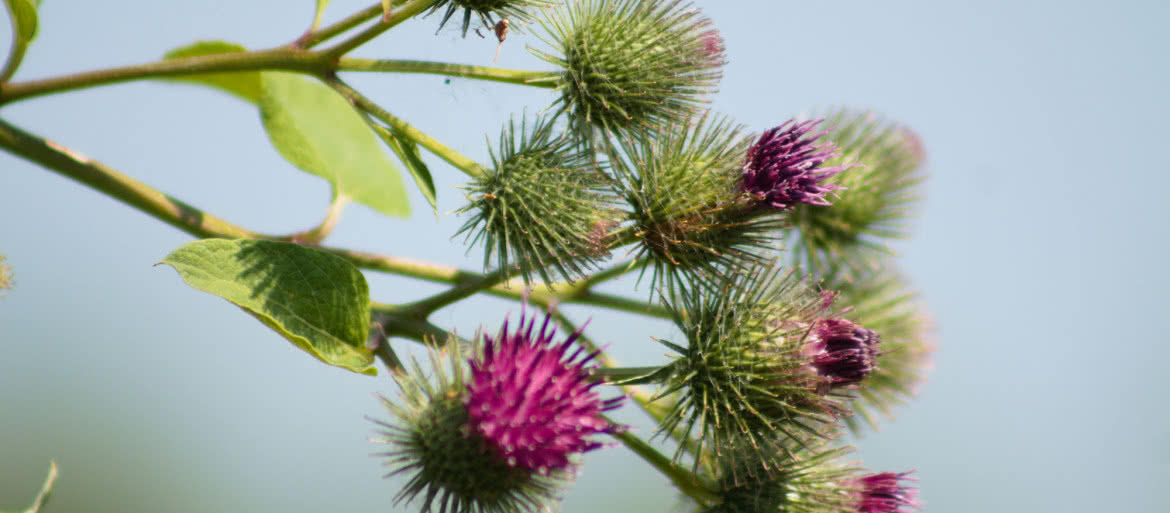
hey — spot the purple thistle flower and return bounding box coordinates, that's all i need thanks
[741,119,856,210]
[466,310,624,473]
[856,472,919,513]
[805,318,881,388]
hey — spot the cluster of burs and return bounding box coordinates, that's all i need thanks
[374,1,932,513]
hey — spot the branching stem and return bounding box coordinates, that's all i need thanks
[338,58,558,87]
[608,422,719,506]
[326,77,487,178]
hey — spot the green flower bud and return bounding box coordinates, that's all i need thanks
[457,115,619,282]
[611,114,782,294]
[788,110,927,274]
[533,0,725,138]
[656,262,844,480]
[430,0,554,36]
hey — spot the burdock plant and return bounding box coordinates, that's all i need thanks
[0,0,933,512]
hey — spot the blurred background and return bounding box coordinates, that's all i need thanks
[2,1,1168,511]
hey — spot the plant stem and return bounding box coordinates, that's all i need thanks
[327,77,487,178]
[594,366,666,382]
[324,0,437,57]
[607,422,718,506]
[0,118,664,318]
[399,266,515,317]
[0,118,263,239]
[548,312,669,421]
[277,194,349,244]
[0,48,327,105]
[338,58,558,87]
[295,3,388,49]
[1,1,28,83]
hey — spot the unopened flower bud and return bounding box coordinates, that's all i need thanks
[806,318,880,390]
[856,472,919,513]
[458,116,617,282]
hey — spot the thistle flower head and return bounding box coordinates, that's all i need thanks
[741,119,855,210]
[612,114,783,294]
[806,318,880,390]
[787,109,928,274]
[656,262,842,479]
[822,265,934,433]
[855,472,919,513]
[533,0,724,137]
[705,441,861,513]
[457,115,619,282]
[467,310,624,473]
[371,311,622,513]
[429,0,554,36]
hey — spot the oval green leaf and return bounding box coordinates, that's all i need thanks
[161,41,263,103]
[259,73,410,219]
[1,0,41,82]
[160,239,376,375]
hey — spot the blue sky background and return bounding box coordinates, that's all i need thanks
[2,1,1168,512]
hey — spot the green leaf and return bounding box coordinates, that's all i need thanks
[1,0,41,82]
[312,0,330,29]
[372,123,437,212]
[259,73,410,219]
[161,41,263,103]
[160,239,376,375]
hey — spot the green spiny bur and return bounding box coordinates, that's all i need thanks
[533,0,724,138]
[611,114,783,296]
[457,115,619,283]
[704,441,860,513]
[656,262,840,482]
[788,109,927,275]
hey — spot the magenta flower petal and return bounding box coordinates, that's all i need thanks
[741,119,856,210]
[466,310,623,473]
[806,318,881,388]
[857,472,919,513]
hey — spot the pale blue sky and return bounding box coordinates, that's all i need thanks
[2,1,1168,512]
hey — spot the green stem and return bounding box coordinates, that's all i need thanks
[0,118,661,318]
[399,266,515,317]
[0,118,263,239]
[367,323,405,373]
[338,58,558,87]
[371,305,454,346]
[576,257,649,290]
[295,2,387,49]
[0,47,327,106]
[548,312,668,423]
[324,0,437,57]
[326,77,487,178]
[278,194,348,244]
[608,422,718,506]
[1,1,28,83]
[594,366,666,382]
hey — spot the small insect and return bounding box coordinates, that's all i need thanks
[475,19,511,62]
